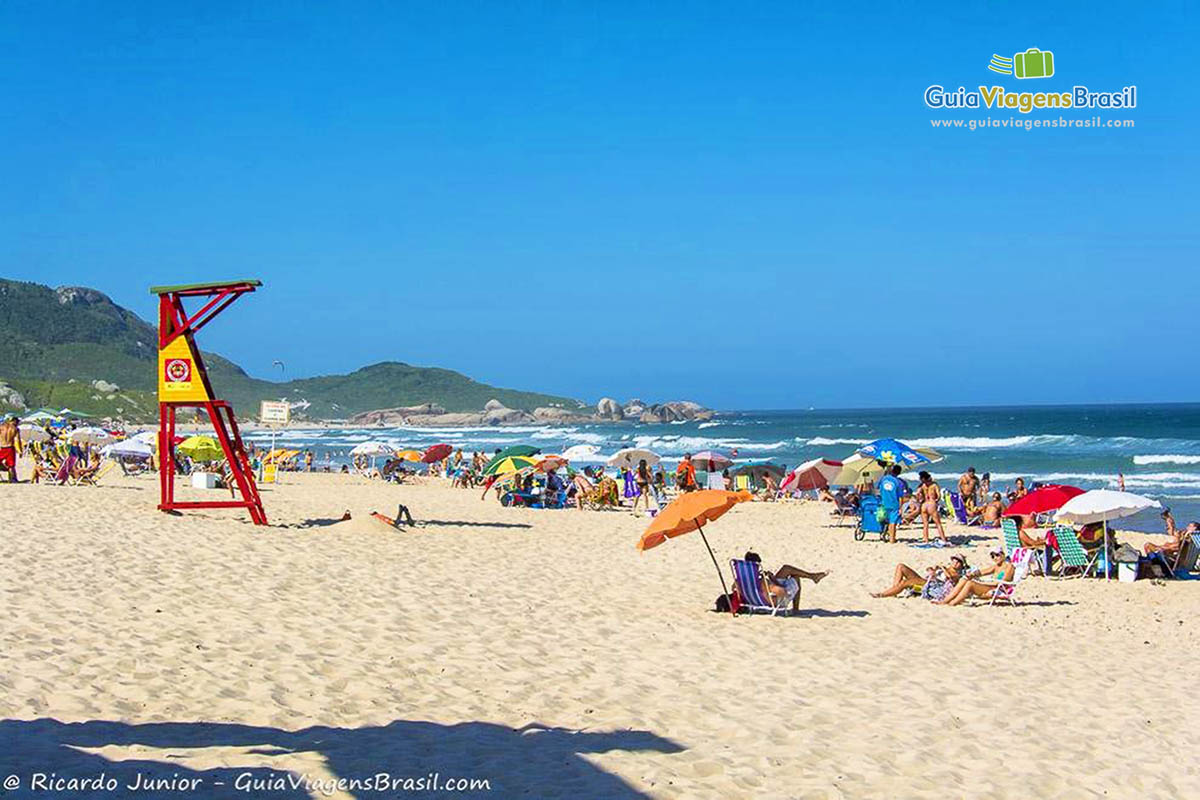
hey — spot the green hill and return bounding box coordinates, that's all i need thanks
[0,278,579,420]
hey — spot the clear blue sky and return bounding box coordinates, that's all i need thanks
[3,2,1196,409]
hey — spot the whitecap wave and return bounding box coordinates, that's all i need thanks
[1133,454,1200,465]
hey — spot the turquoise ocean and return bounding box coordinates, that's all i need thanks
[244,403,1200,533]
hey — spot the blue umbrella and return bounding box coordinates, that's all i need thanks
[856,438,930,467]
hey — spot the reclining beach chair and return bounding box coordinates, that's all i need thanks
[947,491,981,526]
[729,559,789,616]
[1166,532,1200,575]
[1001,517,1045,575]
[989,547,1034,606]
[1050,525,1099,579]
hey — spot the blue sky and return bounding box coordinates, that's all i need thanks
[3,2,1196,409]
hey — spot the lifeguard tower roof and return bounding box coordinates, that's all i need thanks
[149,279,262,296]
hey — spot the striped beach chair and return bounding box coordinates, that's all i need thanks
[730,559,787,616]
[1050,526,1098,579]
[1169,532,1200,576]
[1001,518,1045,575]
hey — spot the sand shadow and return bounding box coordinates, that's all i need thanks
[419,520,534,529]
[0,717,684,799]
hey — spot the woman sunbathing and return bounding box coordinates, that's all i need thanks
[871,554,968,599]
[744,551,828,613]
[937,550,1013,606]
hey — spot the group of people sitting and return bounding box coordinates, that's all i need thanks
[870,549,1017,605]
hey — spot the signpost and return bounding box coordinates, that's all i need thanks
[259,400,290,484]
[151,279,267,525]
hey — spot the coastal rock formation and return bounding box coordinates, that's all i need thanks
[483,398,506,412]
[92,379,120,393]
[622,399,646,417]
[482,404,534,426]
[639,401,714,424]
[596,397,624,420]
[0,382,27,411]
[533,407,589,423]
[348,404,446,425]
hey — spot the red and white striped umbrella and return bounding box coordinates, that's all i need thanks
[781,458,844,493]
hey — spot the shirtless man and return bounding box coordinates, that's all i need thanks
[1145,508,1199,559]
[0,415,21,482]
[957,467,980,507]
[979,492,1004,527]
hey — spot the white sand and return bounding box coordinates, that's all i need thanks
[2,469,1198,798]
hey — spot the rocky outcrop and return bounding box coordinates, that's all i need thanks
[533,407,590,423]
[622,398,646,417]
[482,404,534,426]
[92,379,120,393]
[639,401,715,424]
[596,397,624,420]
[0,381,27,411]
[483,398,506,412]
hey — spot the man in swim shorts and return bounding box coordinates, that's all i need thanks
[0,414,22,482]
[878,463,905,543]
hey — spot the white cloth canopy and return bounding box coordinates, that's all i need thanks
[607,448,661,469]
[562,444,601,462]
[21,411,61,423]
[131,430,159,445]
[17,424,51,443]
[1054,489,1161,525]
[350,441,395,457]
[104,440,154,459]
[69,426,115,446]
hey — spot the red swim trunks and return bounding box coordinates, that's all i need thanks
[0,447,14,469]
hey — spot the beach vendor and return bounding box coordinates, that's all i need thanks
[676,453,697,492]
[878,464,904,543]
[0,414,21,482]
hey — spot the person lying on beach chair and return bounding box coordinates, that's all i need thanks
[743,551,828,614]
[829,488,859,517]
[871,554,969,600]
[936,549,1013,606]
[900,493,921,525]
[1143,508,1196,559]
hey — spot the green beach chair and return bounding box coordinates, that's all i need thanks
[1051,526,1098,579]
[1002,517,1044,575]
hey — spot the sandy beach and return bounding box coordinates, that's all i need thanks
[1,467,1197,799]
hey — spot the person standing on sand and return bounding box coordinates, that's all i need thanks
[676,453,697,492]
[0,415,21,482]
[958,467,979,507]
[631,458,657,514]
[916,471,948,545]
[878,464,904,543]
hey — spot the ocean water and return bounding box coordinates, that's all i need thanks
[244,403,1200,533]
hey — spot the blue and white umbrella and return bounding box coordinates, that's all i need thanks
[856,438,932,468]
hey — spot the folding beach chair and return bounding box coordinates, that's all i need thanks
[729,559,789,616]
[989,547,1033,606]
[1001,517,1045,575]
[1166,532,1200,577]
[947,491,981,526]
[1050,526,1099,579]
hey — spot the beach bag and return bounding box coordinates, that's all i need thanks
[875,507,889,525]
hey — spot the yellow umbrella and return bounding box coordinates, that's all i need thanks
[177,435,224,462]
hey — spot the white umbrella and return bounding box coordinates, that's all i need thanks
[607,448,661,469]
[69,426,115,446]
[562,444,601,462]
[17,424,51,443]
[131,430,159,445]
[350,441,395,457]
[1055,489,1161,580]
[104,439,154,459]
[781,458,843,493]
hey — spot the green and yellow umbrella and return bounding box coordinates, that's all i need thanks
[177,435,225,462]
[483,454,538,476]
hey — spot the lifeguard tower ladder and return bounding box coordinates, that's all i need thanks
[150,279,267,525]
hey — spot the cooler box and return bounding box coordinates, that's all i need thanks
[191,472,219,489]
[1118,562,1139,583]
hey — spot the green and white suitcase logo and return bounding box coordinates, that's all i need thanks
[988,48,1055,79]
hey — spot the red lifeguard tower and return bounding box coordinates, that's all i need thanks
[151,279,267,525]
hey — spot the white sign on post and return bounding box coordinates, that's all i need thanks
[260,401,290,426]
[259,401,290,484]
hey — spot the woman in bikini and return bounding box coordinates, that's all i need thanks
[937,549,1013,606]
[871,554,969,599]
[916,471,948,544]
[631,459,656,514]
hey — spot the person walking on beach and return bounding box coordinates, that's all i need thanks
[916,471,948,545]
[631,458,657,514]
[878,464,905,543]
[0,415,21,482]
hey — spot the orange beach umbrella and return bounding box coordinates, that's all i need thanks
[638,489,753,598]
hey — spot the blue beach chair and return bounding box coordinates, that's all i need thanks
[947,492,981,526]
[730,559,787,616]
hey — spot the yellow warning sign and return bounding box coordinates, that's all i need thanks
[157,336,211,402]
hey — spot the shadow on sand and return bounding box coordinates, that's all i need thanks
[0,718,683,799]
